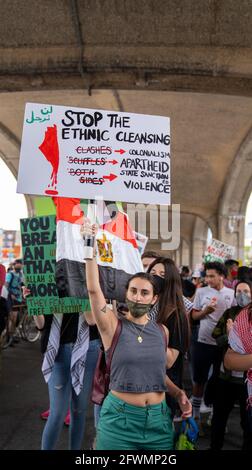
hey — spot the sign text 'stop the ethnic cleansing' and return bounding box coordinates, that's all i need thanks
[17,103,170,205]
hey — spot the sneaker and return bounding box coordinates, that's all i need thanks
[91,437,96,450]
[64,410,70,426]
[200,401,212,414]
[40,409,50,420]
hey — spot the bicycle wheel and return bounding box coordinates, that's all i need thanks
[0,326,12,349]
[22,314,41,342]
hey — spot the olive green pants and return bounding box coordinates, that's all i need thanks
[96,392,175,450]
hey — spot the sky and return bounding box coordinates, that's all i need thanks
[0,157,252,233]
[245,193,252,244]
[245,192,252,225]
[0,158,28,230]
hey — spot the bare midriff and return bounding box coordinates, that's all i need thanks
[111,390,165,406]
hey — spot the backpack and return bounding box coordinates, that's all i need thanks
[91,319,122,405]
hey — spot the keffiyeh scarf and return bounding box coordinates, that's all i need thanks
[228,307,252,407]
[42,313,89,395]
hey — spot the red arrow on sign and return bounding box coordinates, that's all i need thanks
[107,160,118,165]
[114,149,126,154]
[103,173,118,182]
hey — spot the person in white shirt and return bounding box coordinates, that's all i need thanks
[190,262,234,426]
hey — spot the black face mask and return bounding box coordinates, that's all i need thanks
[152,275,165,294]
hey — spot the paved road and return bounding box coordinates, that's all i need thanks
[0,339,243,451]
[0,340,95,450]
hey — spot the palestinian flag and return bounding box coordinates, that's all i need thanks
[54,198,144,302]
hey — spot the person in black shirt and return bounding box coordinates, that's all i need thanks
[148,257,190,416]
[210,281,252,450]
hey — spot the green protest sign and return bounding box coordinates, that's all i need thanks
[34,196,56,216]
[20,215,90,315]
[204,238,235,264]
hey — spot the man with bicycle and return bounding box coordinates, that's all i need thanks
[5,259,24,343]
[0,263,8,336]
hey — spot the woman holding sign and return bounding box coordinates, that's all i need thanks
[83,219,191,450]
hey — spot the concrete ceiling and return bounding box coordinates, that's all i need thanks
[1,0,252,246]
[1,0,252,95]
[1,89,252,223]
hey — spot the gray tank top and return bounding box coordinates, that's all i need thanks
[109,319,167,393]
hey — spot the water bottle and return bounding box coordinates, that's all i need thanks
[83,199,97,259]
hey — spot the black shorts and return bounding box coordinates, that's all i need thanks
[7,295,22,312]
[192,341,222,384]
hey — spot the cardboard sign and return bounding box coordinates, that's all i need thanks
[17,103,170,205]
[204,238,235,263]
[20,215,89,315]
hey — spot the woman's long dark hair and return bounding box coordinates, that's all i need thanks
[147,257,190,349]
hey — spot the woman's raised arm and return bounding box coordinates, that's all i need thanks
[82,220,117,347]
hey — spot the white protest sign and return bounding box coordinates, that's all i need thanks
[17,103,170,205]
[204,238,235,263]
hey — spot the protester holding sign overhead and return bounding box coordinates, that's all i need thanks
[21,213,101,451]
[83,219,191,450]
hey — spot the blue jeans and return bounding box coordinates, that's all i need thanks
[94,404,101,427]
[41,338,100,450]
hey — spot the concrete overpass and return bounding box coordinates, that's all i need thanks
[1,0,252,266]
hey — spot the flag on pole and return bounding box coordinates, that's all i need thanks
[54,198,144,302]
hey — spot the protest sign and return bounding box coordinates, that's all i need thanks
[17,103,170,205]
[204,238,235,263]
[21,215,89,315]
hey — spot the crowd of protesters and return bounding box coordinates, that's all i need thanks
[0,259,24,346]
[1,245,252,451]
